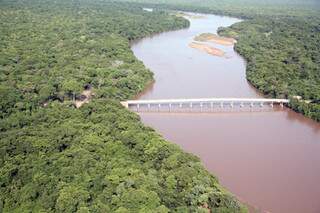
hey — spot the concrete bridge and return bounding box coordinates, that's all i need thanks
[121,98,289,112]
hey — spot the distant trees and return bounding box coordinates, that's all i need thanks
[120,0,320,19]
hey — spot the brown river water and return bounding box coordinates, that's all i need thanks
[131,13,320,213]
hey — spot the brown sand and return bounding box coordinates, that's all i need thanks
[194,33,236,46]
[189,42,225,57]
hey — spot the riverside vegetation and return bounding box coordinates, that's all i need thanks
[218,17,320,121]
[0,0,247,212]
[122,0,320,121]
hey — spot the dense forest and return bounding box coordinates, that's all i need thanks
[0,0,189,119]
[120,0,320,18]
[1,0,319,211]
[122,0,320,121]
[1,100,245,212]
[0,0,246,212]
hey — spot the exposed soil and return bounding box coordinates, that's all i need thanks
[75,89,93,108]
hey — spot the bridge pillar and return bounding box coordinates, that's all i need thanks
[280,102,284,108]
[250,102,254,108]
[137,104,140,112]
[220,102,223,108]
[240,102,244,108]
[230,102,234,108]
[189,103,192,112]
[158,104,161,112]
[169,103,172,112]
[260,102,263,108]
[270,102,273,108]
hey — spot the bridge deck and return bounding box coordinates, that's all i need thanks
[122,98,289,108]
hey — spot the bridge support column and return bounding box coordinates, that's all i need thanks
[137,104,140,112]
[270,102,273,108]
[280,102,284,108]
[260,102,263,108]
[220,102,223,108]
[230,102,234,108]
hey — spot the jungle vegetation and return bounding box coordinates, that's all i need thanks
[122,0,320,121]
[1,0,319,211]
[0,0,246,212]
[0,0,190,119]
[1,100,245,212]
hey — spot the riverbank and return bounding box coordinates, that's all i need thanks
[124,1,320,122]
[217,18,320,122]
[0,2,250,212]
[131,12,320,213]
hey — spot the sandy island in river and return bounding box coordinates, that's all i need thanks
[194,33,237,46]
[189,42,225,57]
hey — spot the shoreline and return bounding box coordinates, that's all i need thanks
[129,12,251,212]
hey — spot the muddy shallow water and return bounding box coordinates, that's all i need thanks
[131,13,320,213]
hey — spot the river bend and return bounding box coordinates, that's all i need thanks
[131,13,320,213]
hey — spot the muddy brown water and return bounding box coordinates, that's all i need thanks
[131,13,320,213]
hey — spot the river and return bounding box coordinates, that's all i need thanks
[131,13,320,213]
